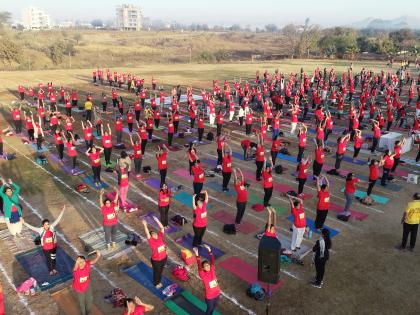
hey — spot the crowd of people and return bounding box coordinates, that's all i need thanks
[1,62,419,314]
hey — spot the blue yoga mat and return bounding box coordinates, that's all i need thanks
[92,131,102,139]
[277,153,297,164]
[176,233,225,260]
[206,181,236,196]
[232,151,246,161]
[123,261,182,301]
[287,215,339,238]
[357,174,402,192]
[82,175,109,190]
[201,158,217,167]
[31,144,49,153]
[340,188,389,204]
[144,178,174,191]
[342,156,367,166]
[16,247,74,291]
[173,192,212,209]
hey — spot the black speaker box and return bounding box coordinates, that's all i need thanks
[258,235,281,284]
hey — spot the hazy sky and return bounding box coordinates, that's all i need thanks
[3,0,419,27]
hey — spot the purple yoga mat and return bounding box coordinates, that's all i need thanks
[49,153,68,163]
[60,164,86,175]
[173,168,191,178]
[144,178,174,190]
[139,211,180,234]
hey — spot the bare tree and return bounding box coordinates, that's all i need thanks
[282,24,299,58]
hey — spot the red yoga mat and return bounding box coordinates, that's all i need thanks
[219,256,283,292]
[211,210,258,234]
[273,183,313,200]
[328,202,368,221]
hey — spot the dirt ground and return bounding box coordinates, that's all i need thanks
[0,61,419,315]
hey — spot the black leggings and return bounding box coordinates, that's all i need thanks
[141,140,147,154]
[271,151,278,166]
[371,138,379,153]
[298,178,306,195]
[313,161,323,177]
[217,149,222,166]
[193,225,206,247]
[235,202,247,224]
[193,182,203,195]
[401,223,418,249]
[315,258,326,285]
[367,180,376,196]
[222,172,231,190]
[297,146,305,163]
[353,147,361,159]
[392,157,400,172]
[315,209,328,229]
[71,156,77,169]
[256,161,264,180]
[134,157,142,175]
[56,144,64,160]
[104,147,112,164]
[151,257,167,286]
[263,187,273,207]
[335,153,343,170]
[43,248,57,272]
[92,165,101,183]
[28,129,35,142]
[190,118,195,129]
[159,205,169,227]
[168,133,173,146]
[245,124,252,135]
[159,169,167,187]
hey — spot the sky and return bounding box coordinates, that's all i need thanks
[2,0,420,28]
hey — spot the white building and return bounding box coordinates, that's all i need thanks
[116,4,142,31]
[22,6,51,29]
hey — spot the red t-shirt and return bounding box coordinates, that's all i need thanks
[255,145,265,162]
[89,152,101,167]
[193,202,207,228]
[157,152,167,170]
[198,256,220,299]
[262,170,273,188]
[158,190,170,206]
[345,178,358,194]
[235,181,248,202]
[133,143,142,158]
[72,261,91,293]
[298,162,308,179]
[369,165,378,181]
[383,155,394,169]
[314,147,324,164]
[337,139,348,155]
[291,205,306,228]
[121,305,145,315]
[83,127,93,141]
[299,133,307,147]
[317,190,330,210]
[101,203,118,226]
[148,231,167,261]
[354,136,363,149]
[102,134,113,148]
[222,155,232,173]
[54,133,63,145]
[67,142,77,157]
[42,229,56,250]
[192,164,205,183]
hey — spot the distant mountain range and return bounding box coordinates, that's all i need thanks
[349,15,420,30]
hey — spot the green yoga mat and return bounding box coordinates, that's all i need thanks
[340,188,389,204]
[165,290,222,315]
[100,156,116,168]
[248,193,288,215]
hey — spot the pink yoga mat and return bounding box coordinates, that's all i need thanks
[329,202,368,221]
[274,183,313,200]
[105,192,138,210]
[392,168,408,177]
[219,256,283,291]
[211,210,258,234]
[173,168,191,178]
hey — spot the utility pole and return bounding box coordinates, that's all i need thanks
[69,52,72,69]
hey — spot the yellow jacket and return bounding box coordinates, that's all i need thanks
[404,201,420,225]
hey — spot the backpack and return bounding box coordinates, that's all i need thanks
[4,153,16,160]
[337,214,350,222]
[125,233,141,246]
[206,132,214,141]
[246,283,266,301]
[143,166,152,173]
[171,214,188,226]
[172,265,189,282]
[223,224,236,235]
[75,184,90,193]
[274,165,283,174]
[286,190,297,197]
[110,288,128,308]
[178,132,184,138]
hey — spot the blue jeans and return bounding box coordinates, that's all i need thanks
[344,192,353,214]
[272,128,279,140]
[205,296,220,315]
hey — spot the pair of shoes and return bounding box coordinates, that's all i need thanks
[311,282,322,289]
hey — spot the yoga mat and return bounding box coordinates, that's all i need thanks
[176,233,224,260]
[79,227,131,260]
[144,177,173,191]
[287,215,339,238]
[15,247,74,291]
[81,175,109,190]
[100,157,115,168]
[274,183,313,200]
[211,210,258,234]
[329,202,368,221]
[248,193,288,215]
[51,287,103,315]
[173,192,212,209]
[323,164,350,177]
[30,144,49,153]
[173,168,191,178]
[139,211,180,234]
[105,192,138,211]
[60,164,86,176]
[340,188,389,204]
[232,151,246,161]
[393,168,409,177]
[357,174,402,192]
[186,138,210,145]
[201,158,217,168]
[167,145,183,152]
[92,131,102,139]
[165,290,222,315]
[218,257,283,291]
[123,261,182,301]
[342,156,367,166]
[254,231,310,258]
[206,181,236,197]
[277,153,297,164]
[49,153,67,163]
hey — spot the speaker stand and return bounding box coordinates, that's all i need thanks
[265,283,271,315]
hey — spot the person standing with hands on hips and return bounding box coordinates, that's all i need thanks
[193,245,221,315]
[398,193,420,252]
[72,251,101,315]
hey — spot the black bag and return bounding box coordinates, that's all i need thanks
[337,214,350,222]
[171,214,188,226]
[178,132,184,138]
[143,166,151,173]
[223,224,236,235]
[206,132,214,141]
[114,143,126,149]
[105,167,114,173]
[125,233,141,246]
[34,236,41,246]
[286,190,297,197]
[275,165,283,174]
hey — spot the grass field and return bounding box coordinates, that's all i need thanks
[0,60,419,315]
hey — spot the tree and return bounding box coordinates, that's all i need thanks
[0,11,11,26]
[296,19,321,58]
[91,19,103,28]
[48,42,66,64]
[389,28,413,45]
[265,24,278,33]
[282,24,299,58]
[0,37,22,65]
[73,33,82,45]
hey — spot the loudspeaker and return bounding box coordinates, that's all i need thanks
[258,235,281,284]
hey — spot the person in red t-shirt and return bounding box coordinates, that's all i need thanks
[315,176,330,229]
[391,139,406,174]
[370,120,381,154]
[99,187,119,249]
[193,245,221,315]
[187,143,198,175]
[352,129,363,160]
[158,184,172,227]
[101,123,113,165]
[233,168,248,225]
[81,120,94,149]
[156,144,169,187]
[130,133,143,179]
[297,157,311,196]
[192,159,205,194]
[367,159,383,197]
[192,191,209,247]
[296,123,308,164]
[72,251,101,315]
[288,195,306,251]
[143,216,167,288]
[313,139,325,178]
[65,132,78,173]
[11,105,22,133]
[263,206,277,238]
[23,205,66,275]
[262,157,274,207]
[340,173,359,218]
[53,129,65,161]
[221,143,233,191]
[381,150,396,186]
[122,296,154,315]
[85,146,104,186]
[255,133,265,181]
[329,134,350,175]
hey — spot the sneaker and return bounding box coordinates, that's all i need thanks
[311,282,322,289]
